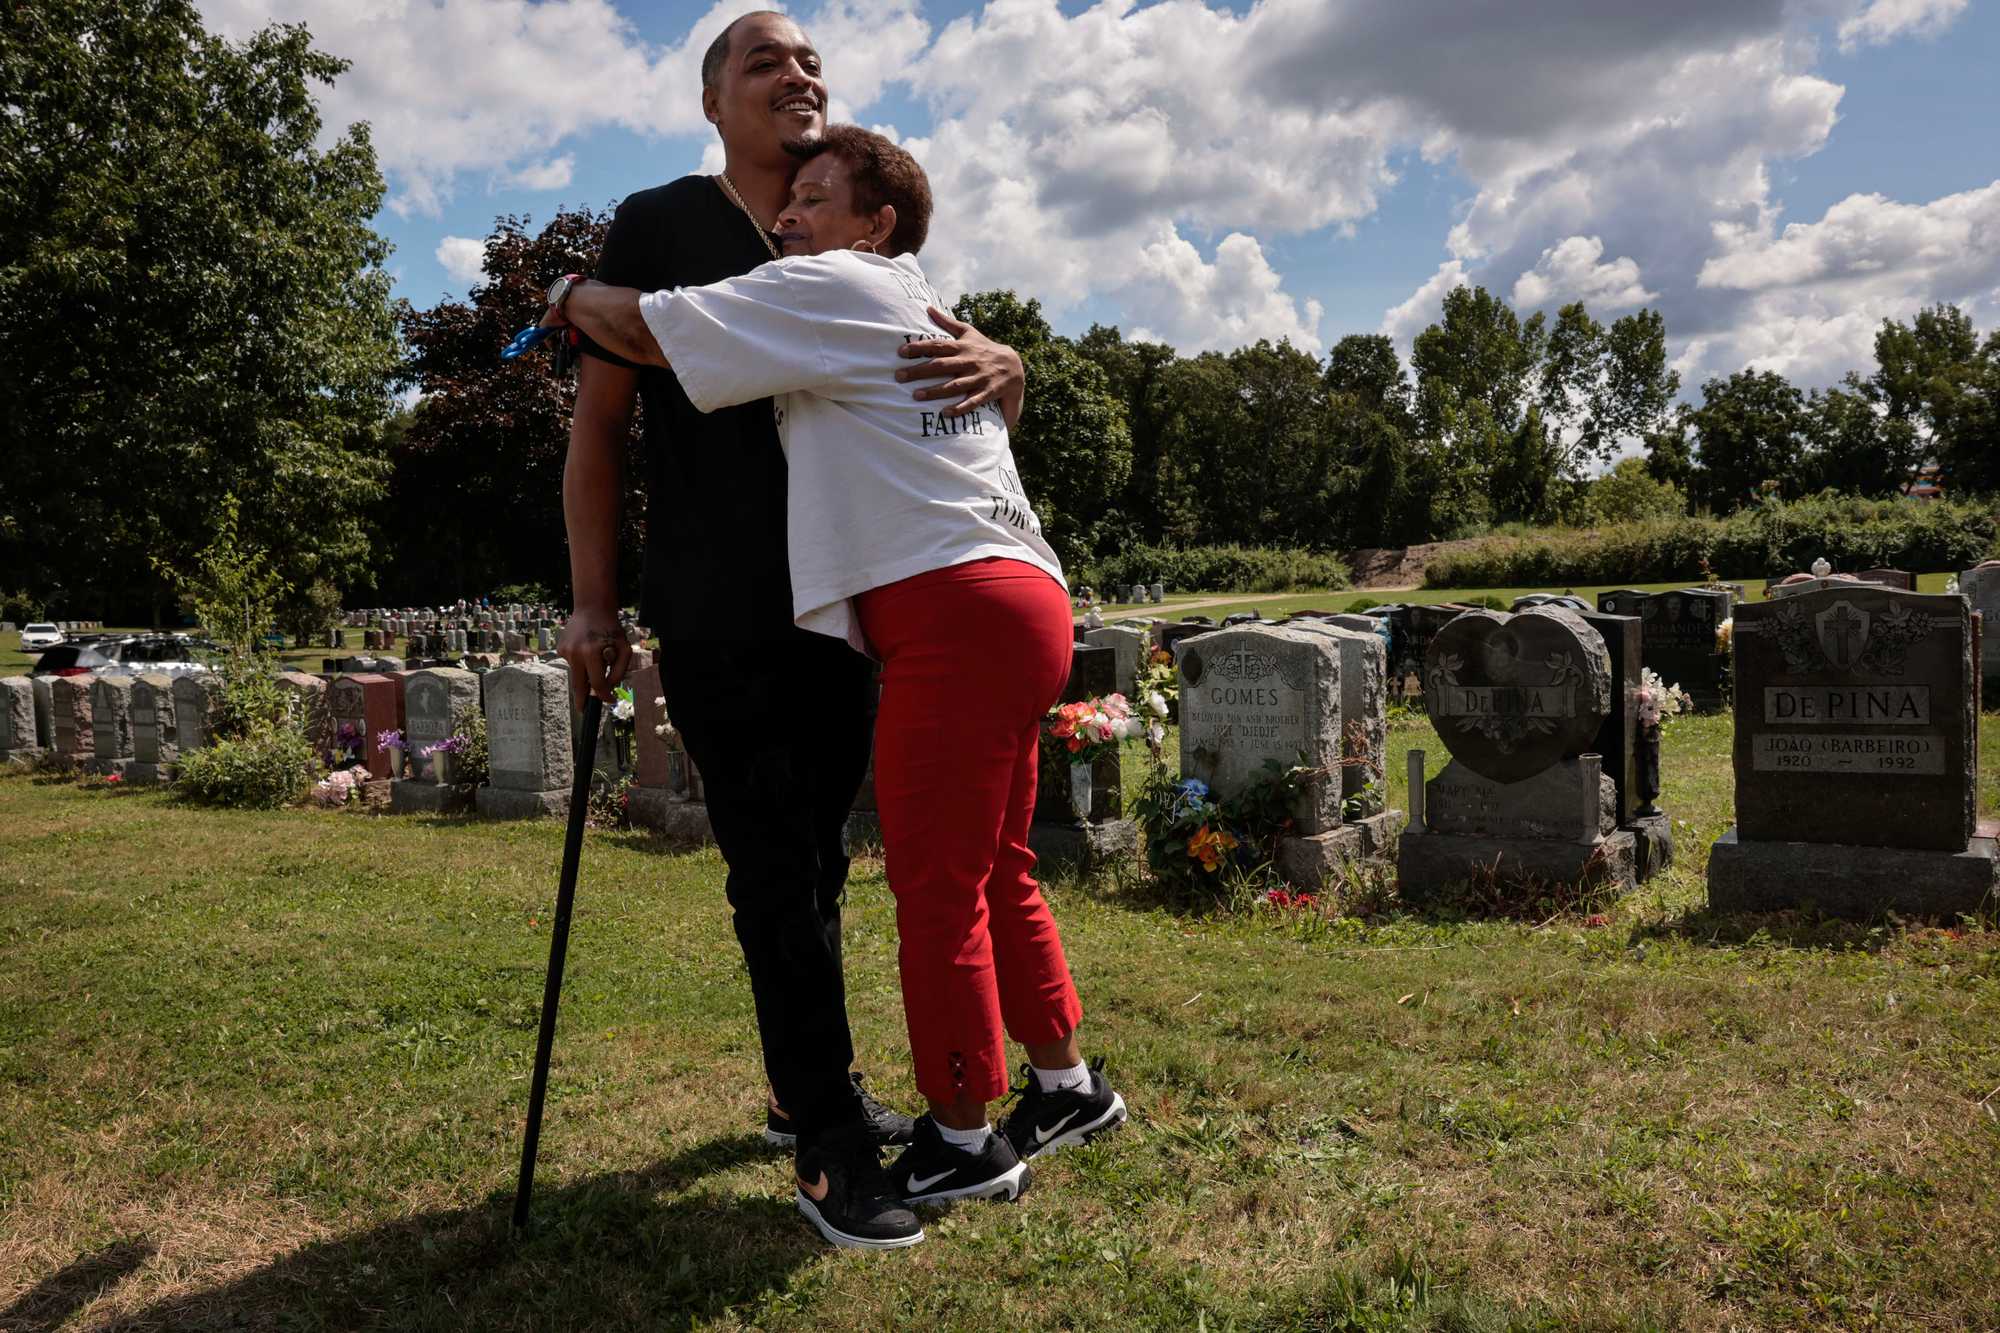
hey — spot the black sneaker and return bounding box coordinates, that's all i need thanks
[794,1123,925,1250]
[890,1115,1032,1205]
[766,1071,916,1149]
[999,1058,1128,1160]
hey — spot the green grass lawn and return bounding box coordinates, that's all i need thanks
[4,712,1999,1329]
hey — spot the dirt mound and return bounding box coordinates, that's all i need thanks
[1346,540,1483,590]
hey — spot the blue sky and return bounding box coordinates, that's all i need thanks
[201,0,1999,388]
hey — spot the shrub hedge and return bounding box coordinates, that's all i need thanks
[1423,496,1999,589]
[1082,544,1351,595]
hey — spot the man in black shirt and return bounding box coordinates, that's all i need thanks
[556,10,1025,1250]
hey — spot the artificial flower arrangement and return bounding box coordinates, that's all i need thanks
[1134,648,1179,719]
[310,764,373,808]
[1635,667,1692,728]
[334,721,364,766]
[1041,692,1159,766]
[1715,616,1734,655]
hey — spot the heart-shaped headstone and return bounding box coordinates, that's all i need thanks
[1423,606,1611,783]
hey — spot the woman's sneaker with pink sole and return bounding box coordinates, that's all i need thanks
[999,1058,1128,1160]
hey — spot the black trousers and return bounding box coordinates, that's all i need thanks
[658,630,877,1135]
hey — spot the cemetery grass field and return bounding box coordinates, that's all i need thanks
[5,714,2000,1330]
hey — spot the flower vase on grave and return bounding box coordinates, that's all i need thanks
[1068,761,1093,822]
[386,744,404,780]
[1634,721,1663,818]
[434,750,455,786]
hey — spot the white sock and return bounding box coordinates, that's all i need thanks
[1033,1060,1091,1094]
[935,1119,993,1151]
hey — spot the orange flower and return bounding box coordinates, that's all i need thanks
[1187,824,1239,872]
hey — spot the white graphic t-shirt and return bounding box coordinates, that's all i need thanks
[638,250,1065,653]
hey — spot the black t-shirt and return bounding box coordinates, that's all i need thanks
[582,175,796,642]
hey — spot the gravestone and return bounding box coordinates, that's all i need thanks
[1398,606,1638,895]
[31,677,54,749]
[1,677,41,764]
[1280,620,1388,814]
[129,674,177,783]
[1175,624,1403,885]
[1595,588,1732,711]
[50,676,94,766]
[1029,643,1138,868]
[89,676,136,777]
[1084,625,1148,698]
[1156,619,1215,659]
[1576,610,1674,878]
[364,672,413,778]
[391,667,480,814]
[172,674,222,754]
[626,664,714,841]
[1709,585,1996,916]
[1957,559,2000,695]
[274,673,331,761]
[476,661,573,818]
[325,675,369,767]
[1511,594,1590,613]
[1853,568,1914,590]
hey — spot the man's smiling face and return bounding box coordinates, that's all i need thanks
[704,12,827,158]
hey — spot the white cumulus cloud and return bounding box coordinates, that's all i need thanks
[501,154,576,192]
[434,235,487,284]
[1512,236,1656,312]
[1838,0,1968,50]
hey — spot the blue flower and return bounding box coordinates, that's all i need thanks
[1178,778,1210,798]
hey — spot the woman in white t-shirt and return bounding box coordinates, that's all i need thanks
[545,127,1126,1249]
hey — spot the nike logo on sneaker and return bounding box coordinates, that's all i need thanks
[1034,1111,1079,1145]
[799,1171,830,1202]
[906,1169,955,1193]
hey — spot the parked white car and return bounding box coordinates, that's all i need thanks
[19,623,64,651]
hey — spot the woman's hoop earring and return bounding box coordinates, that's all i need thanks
[851,238,876,253]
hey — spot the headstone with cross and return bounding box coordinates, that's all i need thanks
[1709,584,1994,916]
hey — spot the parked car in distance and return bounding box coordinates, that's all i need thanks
[28,644,113,676]
[19,623,63,650]
[97,635,216,676]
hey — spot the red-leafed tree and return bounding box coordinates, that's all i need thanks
[386,208,646,606]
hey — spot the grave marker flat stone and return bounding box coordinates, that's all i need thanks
[89,676,136,775]
[476,661,573,819]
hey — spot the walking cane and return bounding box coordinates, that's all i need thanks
[512,690,604,1234]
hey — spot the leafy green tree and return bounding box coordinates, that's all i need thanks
[1685,370,1809,512]
[391,208,646,605]
[1323,335,1422,545]
[1869,306,1998,493]
[1077,324,1177,545]
[0,0,398,623]
[1801,380,1922,496]
[1585,456,1687,524]
[1325,334,1414,432]
[1535,304,1678,479]
[952,293,1131,569]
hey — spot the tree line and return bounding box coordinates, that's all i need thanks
[5,2,1997,622]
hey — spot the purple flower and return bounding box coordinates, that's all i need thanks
[377,729,406,751]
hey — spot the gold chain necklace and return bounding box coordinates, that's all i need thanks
[716,174,781,261]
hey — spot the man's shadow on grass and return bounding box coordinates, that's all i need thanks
[100,1135,819,1332]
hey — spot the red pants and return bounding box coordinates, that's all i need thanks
[857,558,1084,1106]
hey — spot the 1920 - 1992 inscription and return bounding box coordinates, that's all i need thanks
[1752,732,1943,773]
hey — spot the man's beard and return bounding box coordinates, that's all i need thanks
[780,124,825,159]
